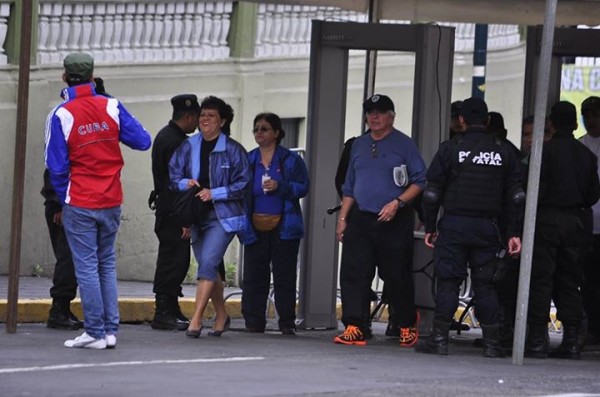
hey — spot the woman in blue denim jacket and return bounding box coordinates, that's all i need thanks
[169,96,250,338]
[241,112,309,335]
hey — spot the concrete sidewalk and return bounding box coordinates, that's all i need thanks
[0,276,242,324]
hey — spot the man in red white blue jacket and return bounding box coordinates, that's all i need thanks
[44,53,151,349]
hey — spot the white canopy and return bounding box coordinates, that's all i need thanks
[247,0,600,25]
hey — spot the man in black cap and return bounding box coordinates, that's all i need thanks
[418,97,524,358]
[149,94,201,330]
[579,96,600,348]
[334,94,427,347]
[525,101,600,359]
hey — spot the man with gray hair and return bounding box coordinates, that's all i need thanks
[335,94,426,347]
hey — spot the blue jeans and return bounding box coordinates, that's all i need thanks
[62,205,121,339]
[191,209,234,281]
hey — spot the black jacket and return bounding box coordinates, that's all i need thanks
[538,129,600,209]
[423,127,524,237]
[151,120,189,215]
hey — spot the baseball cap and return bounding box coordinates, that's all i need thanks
[549,101,577,128]
[460,97,488,124]
[451,101,463,118]
[63,53,94,81]
[581,96,600,113]
[488,112,507,135]
[363,94,395,113]
[171,94,200,114]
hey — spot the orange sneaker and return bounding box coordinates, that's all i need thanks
[399,311,420,347]
[334,325,367,346]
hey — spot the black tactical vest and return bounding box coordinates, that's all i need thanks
[443,135,506,216]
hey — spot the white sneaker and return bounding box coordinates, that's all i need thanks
[64,332,107,349]
[106,334,117,349]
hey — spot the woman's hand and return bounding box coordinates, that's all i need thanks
[187,179,200,189]
[196,188,212,202]
[262,179,278,193]
[181,227,191,240]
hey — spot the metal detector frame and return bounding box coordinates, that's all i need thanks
[297,21,455,329]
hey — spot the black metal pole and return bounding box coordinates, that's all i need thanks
[6,0,33,333]
[471,24,488,99]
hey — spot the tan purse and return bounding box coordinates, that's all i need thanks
[252,213,281,232]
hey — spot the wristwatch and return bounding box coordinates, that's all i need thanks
[395,197,405,208]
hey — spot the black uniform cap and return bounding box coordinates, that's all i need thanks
[171,94,200,114]
[363,94,395,113]
[451,100,463,118]
[460,97,488,124]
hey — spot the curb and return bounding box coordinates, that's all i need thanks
[0,300,562,331]
[0,298,242,324]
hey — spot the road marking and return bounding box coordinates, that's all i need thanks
[0,356,265,375]
[543,394,600,397]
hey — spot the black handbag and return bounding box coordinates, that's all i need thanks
[172,185,205,227]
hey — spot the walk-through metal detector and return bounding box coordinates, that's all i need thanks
[298,21,455,329]
[524,26,600,118]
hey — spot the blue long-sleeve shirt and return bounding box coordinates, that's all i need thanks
[342,128,426,213]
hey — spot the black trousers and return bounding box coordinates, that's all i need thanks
[496,256,520,328]
[152,213,191,298]
[242,226,299,330]
[433,214,501,326]
[340,207,416,332]
[582,234,600,338]
[528,208,585,327]
[45,206,77,301]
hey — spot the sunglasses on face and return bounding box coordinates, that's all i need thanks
[252,126,272,134]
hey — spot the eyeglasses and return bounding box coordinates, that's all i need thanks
[371,143,378,158]
[252,126,272,134]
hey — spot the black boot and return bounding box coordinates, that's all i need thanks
[68,309,84,328]
[47,299,81,330]
[481,324,506,358]
[175,300,189,323]
[415,320,451,355]
[151,295,189,331]
[549,324,581,360]
[525,323,549,358]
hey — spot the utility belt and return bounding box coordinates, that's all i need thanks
[443,209,500,219]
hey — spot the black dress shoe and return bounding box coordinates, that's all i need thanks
[186,327,203,338]
[281,328,296,336]
[47,312,82,330]
[208,316,231,337]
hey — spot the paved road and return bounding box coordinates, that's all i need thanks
[1,321,599,397]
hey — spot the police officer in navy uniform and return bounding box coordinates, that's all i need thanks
[417,97,524,357]
[526,101,600,359]
[150,94,201,330]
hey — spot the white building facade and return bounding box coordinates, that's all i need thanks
[0,0,525,280]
